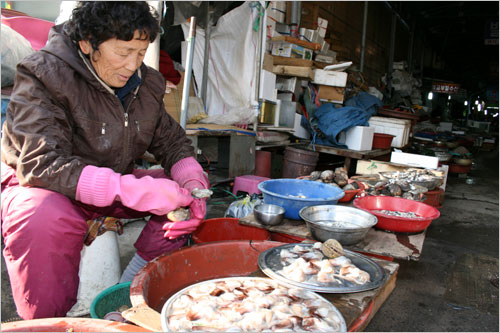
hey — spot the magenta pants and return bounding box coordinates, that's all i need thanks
[1,164,187,319]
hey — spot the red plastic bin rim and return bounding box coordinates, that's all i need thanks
[373,133,395,138]
[353,196,440,221]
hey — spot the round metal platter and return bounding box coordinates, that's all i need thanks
[258,243,386,293]
[161,276,347,332]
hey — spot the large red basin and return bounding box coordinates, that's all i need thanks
[1,318,150,332]
[353,196,440,233]
[192,217,270,243]
[130,240,284,312]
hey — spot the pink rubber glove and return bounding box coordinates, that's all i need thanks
[76,165,193,215]
[162,198,206,239]
[164,157,210,239]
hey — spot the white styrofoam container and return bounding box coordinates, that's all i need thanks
[293,113,310,139]
[259,70,277,102]
[391,152,439,169]
[279,101,296,128]
[312,69,348,87]
[368,116,411,148]
[338,126,374,151]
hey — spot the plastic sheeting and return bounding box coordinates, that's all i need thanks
[181,2,261,125]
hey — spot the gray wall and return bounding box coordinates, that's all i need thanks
[10,1,62,22]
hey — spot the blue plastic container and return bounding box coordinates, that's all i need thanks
[257,179,345,220]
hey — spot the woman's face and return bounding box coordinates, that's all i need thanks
[79,31,150,88]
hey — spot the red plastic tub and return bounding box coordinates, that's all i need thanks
[192,218,270,243]
[270,232,306,243]
[423,188,444,208]
[353,196,440,233]
[372,133,395,149]
[339,180,365,203]
[1,318,150,332]
[130,240,285,312]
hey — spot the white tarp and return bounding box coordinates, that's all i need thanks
[181,2,261,125]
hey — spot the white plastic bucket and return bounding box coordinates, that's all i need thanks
[66,231,121,317]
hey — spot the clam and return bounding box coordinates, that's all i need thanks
[334,174,348,187]
[342,184,356,191]
[320,170,335,183]
[321,239,345,259]
[388,184,402,197]
[309,171,322,181]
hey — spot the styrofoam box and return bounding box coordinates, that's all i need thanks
[338,126,374,151]
[391,152,439,169]
[312,69,348,87]
[368,116,411,148]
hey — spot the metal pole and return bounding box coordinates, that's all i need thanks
[180,17,196,129]
[359,1,368,72]
[201,2,211,107]
[387,13,397,94]
[253,3,266,132]
[407,18,416,73]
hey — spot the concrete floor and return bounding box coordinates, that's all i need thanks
[1,148,499,331]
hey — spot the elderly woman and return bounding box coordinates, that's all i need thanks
[1,1,209,319]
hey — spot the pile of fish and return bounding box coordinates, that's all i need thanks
[362,170,443,201]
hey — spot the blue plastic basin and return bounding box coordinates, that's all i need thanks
[257,179,345,220]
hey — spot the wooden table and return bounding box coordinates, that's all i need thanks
[240,210,426,261]
[185,124,256,178]
[299,143,391,171]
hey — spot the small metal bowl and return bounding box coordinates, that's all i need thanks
[254,204,285,226]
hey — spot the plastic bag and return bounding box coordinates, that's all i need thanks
[224,194,262,218]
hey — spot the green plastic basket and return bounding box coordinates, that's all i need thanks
[90,282,132,319]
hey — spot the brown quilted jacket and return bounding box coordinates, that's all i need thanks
[1,24,194,199]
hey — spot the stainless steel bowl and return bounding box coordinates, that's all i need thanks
[254,204,285,226]
[299,205,377,245]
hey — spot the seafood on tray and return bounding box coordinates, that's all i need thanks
[278,242,371,285]
[165,277,345,332]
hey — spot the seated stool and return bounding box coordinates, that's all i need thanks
[232,175,270,196]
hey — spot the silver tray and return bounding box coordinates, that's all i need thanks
[258,243,386,293]
[161,277,347,332]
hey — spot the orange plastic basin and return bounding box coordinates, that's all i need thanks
[192,217,270,243]
[338,180,365,203]
[1,318,150,332]
[130,240,285,312]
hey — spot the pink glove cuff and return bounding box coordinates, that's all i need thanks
[170,157,209,189]
[76,165,119,206]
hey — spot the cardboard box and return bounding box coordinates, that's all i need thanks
[355,160,448,190]
[338,126,375,151]
[317,85,345,103]
[271,42,313,60]
[313,69,348,87]
[267,1,286,24]
[317,17,328,38]
[163,71,195,123]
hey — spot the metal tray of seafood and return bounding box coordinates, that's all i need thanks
[258,243,386,293]
[161,276,347,332]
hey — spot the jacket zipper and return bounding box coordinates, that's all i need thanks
[118,94,138,171]
[101,122,106,135]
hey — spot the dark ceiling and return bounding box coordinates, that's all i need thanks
[390,1,499,93]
